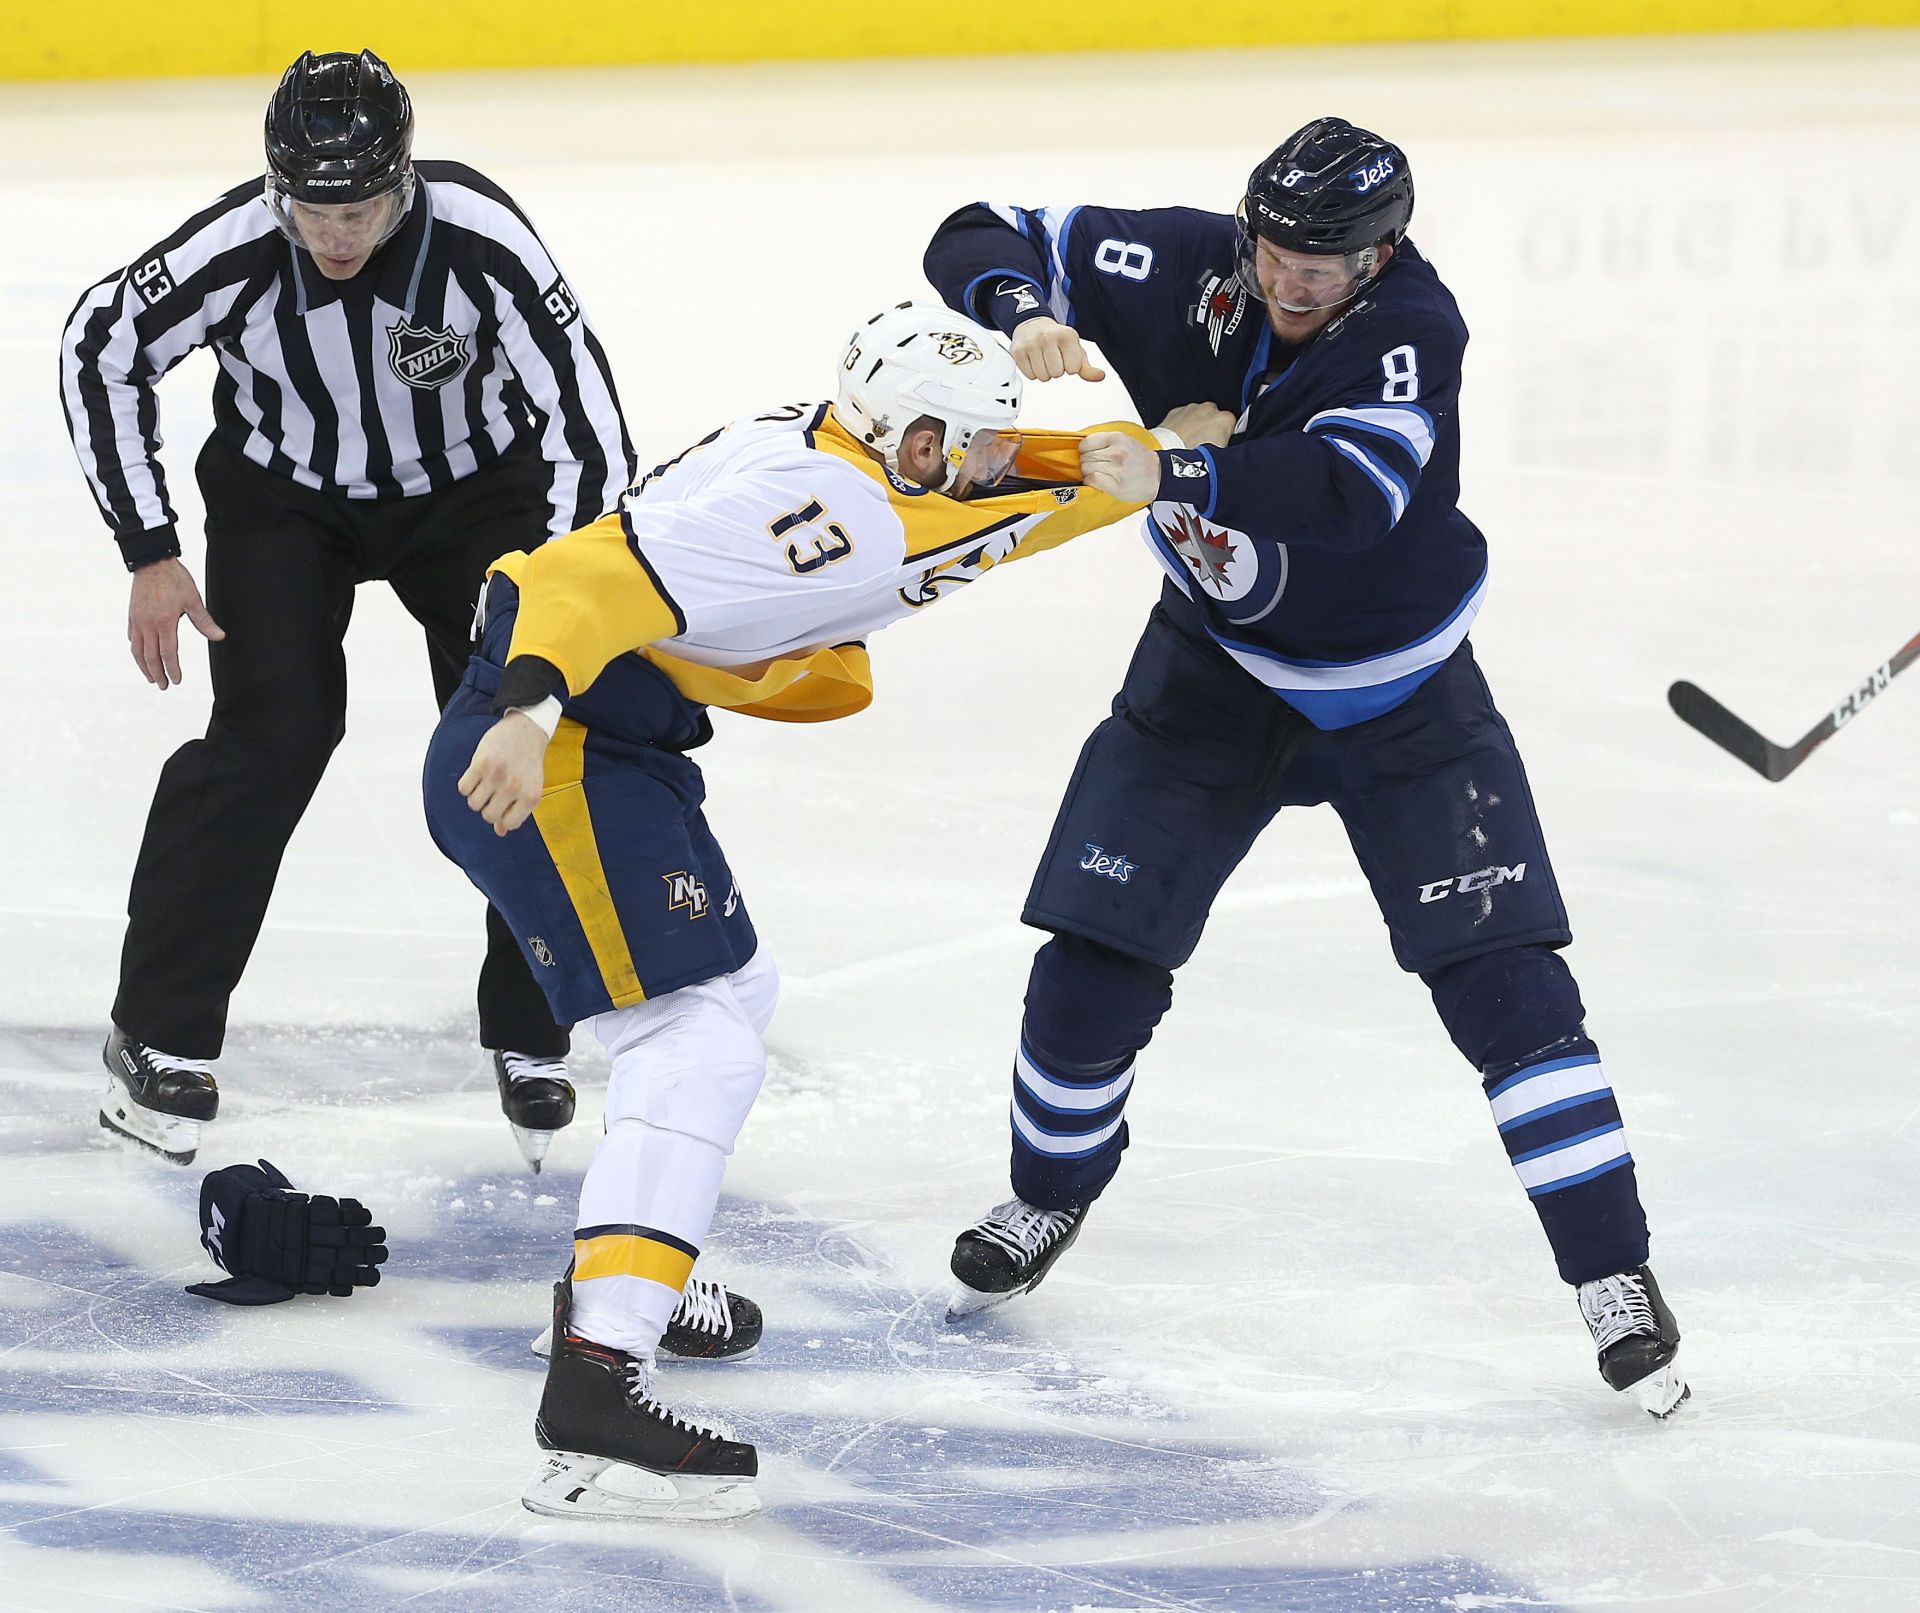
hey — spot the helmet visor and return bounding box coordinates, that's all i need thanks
[1235,219,1377,314]
[264,172,413,261]
[950,428,1023,498]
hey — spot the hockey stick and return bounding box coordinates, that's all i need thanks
[1667,629,1920,782]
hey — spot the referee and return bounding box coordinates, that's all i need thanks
[59,49,635,1166]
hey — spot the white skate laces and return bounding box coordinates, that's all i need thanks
[972,1197,1078,1260]
[1578,1271,1659,1354]
[500,1051,568,1084]
[674,1277,736,1342]
[622,1360,737,1442]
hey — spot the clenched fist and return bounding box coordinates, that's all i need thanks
[1011,317,1107,383]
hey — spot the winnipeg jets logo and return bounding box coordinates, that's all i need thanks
[934,332,983,365]
[1190,272,1247,355]
[386,320,470,390]
[1079,844,1136,883]
[1163,508,1238,591]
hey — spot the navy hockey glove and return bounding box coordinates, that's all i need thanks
[185,1159,388,1305]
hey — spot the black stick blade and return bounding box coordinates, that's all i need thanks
[1667,681,1795,781]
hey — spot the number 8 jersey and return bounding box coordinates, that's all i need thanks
[926,202,1490,730]
[489,403,1151,725]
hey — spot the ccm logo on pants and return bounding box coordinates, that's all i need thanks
[1418,863,1527,904]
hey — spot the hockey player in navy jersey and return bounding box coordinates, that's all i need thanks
[924,117,1689,1417]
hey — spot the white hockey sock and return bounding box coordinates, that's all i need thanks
[569,1117,725,1357]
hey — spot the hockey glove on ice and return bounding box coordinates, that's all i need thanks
[185,1158,388,1305]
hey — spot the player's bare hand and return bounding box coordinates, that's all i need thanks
[1078,431,1162,503]
[128,558,225,690]
[1156,403,1236,450]
[1011,317,1107,383]
[458,712,549,836]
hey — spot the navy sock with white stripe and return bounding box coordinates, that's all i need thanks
[1007,935,1171,1209]
[1426,945,1651,1285]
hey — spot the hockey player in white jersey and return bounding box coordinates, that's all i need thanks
[423,303,1162,1519]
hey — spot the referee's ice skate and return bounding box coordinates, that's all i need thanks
[525,1275,758,1522]
[947,1197,1087,1320]
[531,1273,763,1363]
[98,1027,219,1166]
[1579,1265,1690,1418]
[494,1050,575,1173]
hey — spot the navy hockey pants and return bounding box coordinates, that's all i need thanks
[1004,602,1650,1286]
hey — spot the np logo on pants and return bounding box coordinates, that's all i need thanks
[664,871,710,919]
[387,320,471,390]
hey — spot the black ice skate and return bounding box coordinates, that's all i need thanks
[531,1274,763,1363]
[1578,1265,1690,1418]
[525,1275,759,1521]
[494,1050,575,1174]
[947,1196,1088,1320]
[99,1027,219,1166]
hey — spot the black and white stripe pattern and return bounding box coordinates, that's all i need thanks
[59,160,633,569]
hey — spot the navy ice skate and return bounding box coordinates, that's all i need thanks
[948,1197,1087,1320]
[1579,1265,1689,1418]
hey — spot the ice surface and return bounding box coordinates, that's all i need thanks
[3,31,1918,1612]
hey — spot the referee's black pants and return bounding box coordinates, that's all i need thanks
[112,436,571,1061]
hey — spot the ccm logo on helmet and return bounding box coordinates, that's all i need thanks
[1418,863,1526,904]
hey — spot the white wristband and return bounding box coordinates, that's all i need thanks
[1151,426,1186,451]
[509,694,564,739]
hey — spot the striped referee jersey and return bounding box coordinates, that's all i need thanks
[59,160,635,570]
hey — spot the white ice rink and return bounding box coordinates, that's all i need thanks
[3,29,1919,1611]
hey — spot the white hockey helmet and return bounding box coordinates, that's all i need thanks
[834,302,1024,492]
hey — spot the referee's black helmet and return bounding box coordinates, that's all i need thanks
[265,49,413,204]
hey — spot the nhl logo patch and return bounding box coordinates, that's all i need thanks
[387,319,471,390]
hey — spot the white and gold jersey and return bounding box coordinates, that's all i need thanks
[490,402,1150,722]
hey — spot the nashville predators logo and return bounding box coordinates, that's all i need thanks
[934,332,984,365]
[1164,508,1238,591]
[664,871,710,920]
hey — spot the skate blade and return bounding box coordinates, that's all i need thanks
[521,1451,759,1522]
[510,1124,555,1174]
[945,1282,1020,1322]
[1633,1362,1691,1419]
[97,1082,200,1166]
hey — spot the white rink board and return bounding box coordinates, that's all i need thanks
[3,32,1919,1613]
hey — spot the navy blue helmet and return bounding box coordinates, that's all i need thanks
[1239,117,1414,259]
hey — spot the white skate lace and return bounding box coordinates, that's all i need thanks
[672,1276,735,1340]
[501,1051,568,1085]
[1578,1271,1658,1354]
[146,1046,215,1075]
[623,1361,737,1441]
[971,1198,1077,1261]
